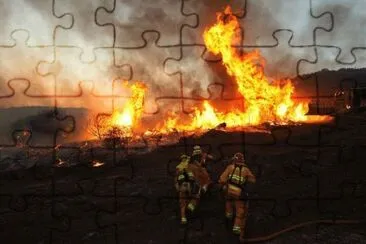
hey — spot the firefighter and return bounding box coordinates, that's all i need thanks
[192,145,214,167]
[218,152,256,240]
[175,154,190,191]
[175,154,200,224]
[190,145,213,193]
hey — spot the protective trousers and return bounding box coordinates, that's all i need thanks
[179,191,199,223]
[225,198,249,236]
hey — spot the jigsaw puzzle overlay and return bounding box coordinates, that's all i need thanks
[1,0,366,243]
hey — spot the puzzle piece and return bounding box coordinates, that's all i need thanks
[164,48,212,104]
[0,130,34,173]
[0,32,55,96]
[53,0,114,61]
[238,31,318,79]
[37,47,131,96]
[165,46,246,113]
[0,194,72,243]
[52,81,113,143]
[50,225,116,244]
[165,45,231,98]
[0,0,71,46]
[46,194,118,243]
[166,31,319,113]
[182,0,246,44]
[113,32,181,114]
[0,88,74,146]
[315,121,366,202]
[0,134,69,243]
[313,0,366,63]
[299,47,366,96]
[95,0,196,47]
[315,224,366,244]
[0,79,54,112]
[205,30,319,98]
[183,0,332,46]
[239,0,331,46]
[92,175,182,243]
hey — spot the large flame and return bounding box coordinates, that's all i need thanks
[202,6,309,124]
[93,6,331,140]
[204,7,309,125]
[110,81,146,130]
[157,6,311,132]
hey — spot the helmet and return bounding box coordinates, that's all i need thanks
[233,152,244,163]
[192,145,202,156]
[180,154,189,160]
[193,145,201,150]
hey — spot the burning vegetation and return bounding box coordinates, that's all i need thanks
[88,6,332,143]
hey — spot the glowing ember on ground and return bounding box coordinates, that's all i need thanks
[91,6,331,140]
[55,159,68,167]
[91,160,104,167]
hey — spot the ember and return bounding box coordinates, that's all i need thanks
[91,160,104,168]
[55,159,68,168]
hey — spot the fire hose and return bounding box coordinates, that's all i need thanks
[242,219,364,242]
[214,186,364,242]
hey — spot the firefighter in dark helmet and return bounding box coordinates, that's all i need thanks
[190,145,213,193]
[219,152,256,240]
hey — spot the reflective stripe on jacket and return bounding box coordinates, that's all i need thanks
[228,165,246,185]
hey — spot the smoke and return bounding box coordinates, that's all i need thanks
[0,0,365,110]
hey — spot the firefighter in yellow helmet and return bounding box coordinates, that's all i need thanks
[175,154,190,191]
[176,145,212,215]
[175,154,200,224]
[219,152,256,241]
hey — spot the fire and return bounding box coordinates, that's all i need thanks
[91,6,331,140]
[202,6,309,125]
[153,6,320,134]
[110,81,146,130]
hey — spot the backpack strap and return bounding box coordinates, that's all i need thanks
[238,164,243,184]
[228,164,246,186]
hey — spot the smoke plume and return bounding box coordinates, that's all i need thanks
[0,0,365,110]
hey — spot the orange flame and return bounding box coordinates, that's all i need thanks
[154,6,321,133]
[91,6,331,140]
[202,6,309,125]
[110,81,147,130]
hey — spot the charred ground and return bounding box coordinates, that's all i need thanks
[1,112,366,243]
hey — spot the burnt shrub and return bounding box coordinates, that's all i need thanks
[102,126,131,149]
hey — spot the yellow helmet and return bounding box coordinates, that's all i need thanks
[180,154,189,160]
